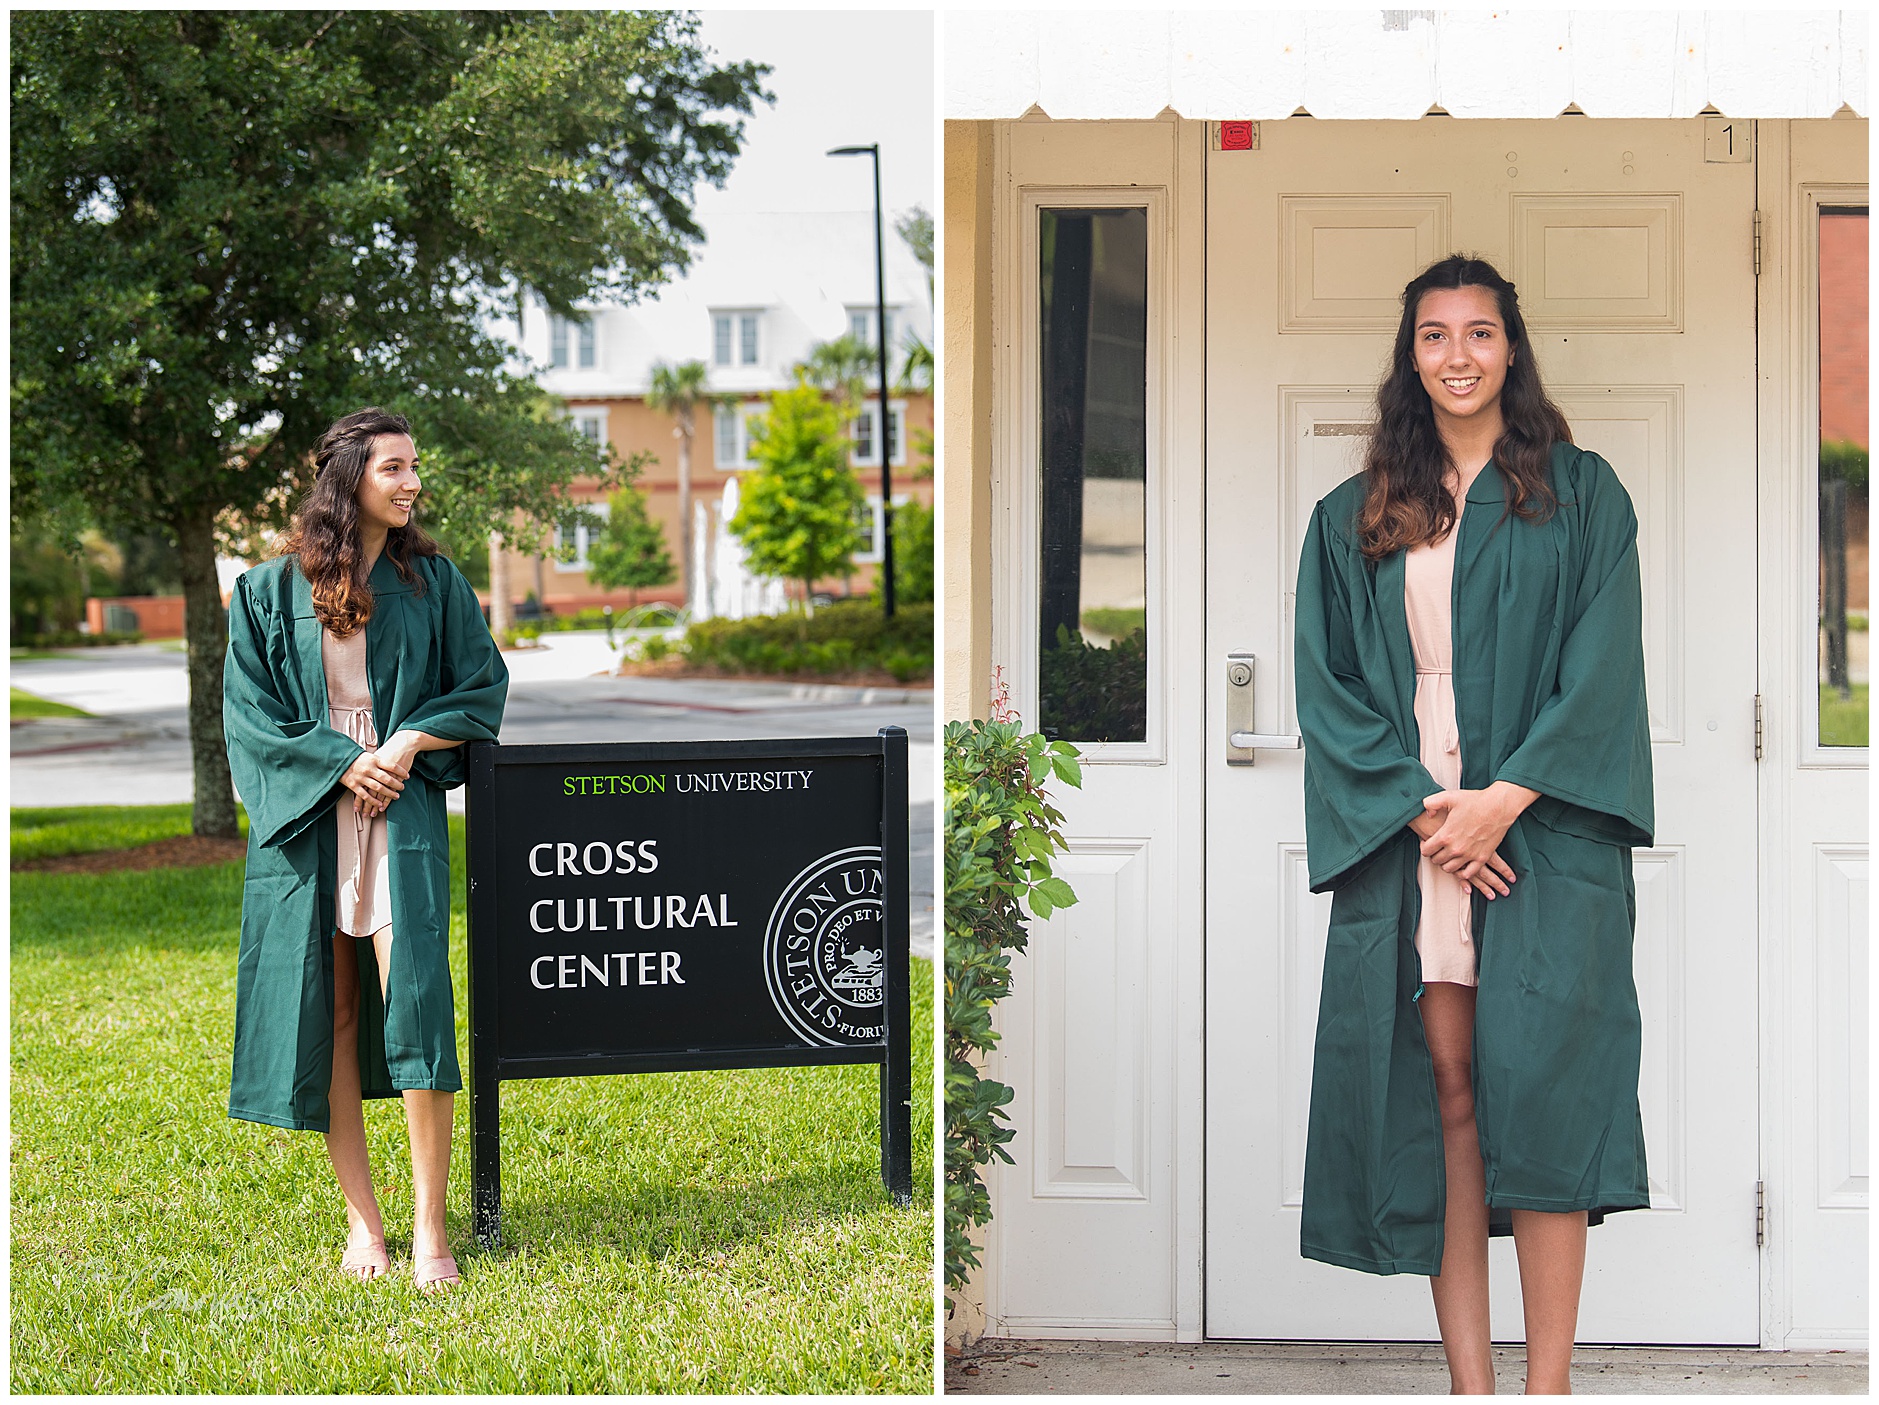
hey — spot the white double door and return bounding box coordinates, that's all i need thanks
[1202,118,1761,1342]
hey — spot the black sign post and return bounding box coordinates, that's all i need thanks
[464,727,913,1250]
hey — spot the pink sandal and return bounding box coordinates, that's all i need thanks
[339,1239,390,1281]
[414,1254,460,1293]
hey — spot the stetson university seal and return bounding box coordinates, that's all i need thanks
[764,846,886,1046]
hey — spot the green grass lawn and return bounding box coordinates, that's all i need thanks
[10,686,94,719]
[1819,683,1869,747]
[11,805,935,1392]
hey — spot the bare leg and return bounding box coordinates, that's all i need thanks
[370,925,457,1285]
[325,932,387,1276]
[1511,1209,1587,1394]
[1421,981,1495,1394]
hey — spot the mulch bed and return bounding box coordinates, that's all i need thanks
[14,835,247,874]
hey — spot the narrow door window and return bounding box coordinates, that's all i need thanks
[1037,207,1148,743]
[1817,207,1868,747]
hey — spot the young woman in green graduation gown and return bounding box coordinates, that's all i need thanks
[1294,257,1653,1394]
[224,408,508,1291]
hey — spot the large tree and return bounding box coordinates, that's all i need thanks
[11,12,768,836]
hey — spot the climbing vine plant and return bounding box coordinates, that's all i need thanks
[942,674,1081,1306]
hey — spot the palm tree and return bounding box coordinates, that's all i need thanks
[646,360,713,610]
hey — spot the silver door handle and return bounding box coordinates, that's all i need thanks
[1227,651,1301,766]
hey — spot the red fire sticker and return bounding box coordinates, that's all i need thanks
[1219,121,1255,151]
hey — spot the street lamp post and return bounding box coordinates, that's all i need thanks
[827,142,894,619]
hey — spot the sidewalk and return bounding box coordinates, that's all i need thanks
[946,1340,1868,1395]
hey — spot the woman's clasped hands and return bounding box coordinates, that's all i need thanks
[1411,781,1540,900]
[341,746,409,818]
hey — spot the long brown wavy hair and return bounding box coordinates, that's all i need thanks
[275,408,438,637]
[1356,255,1572,560]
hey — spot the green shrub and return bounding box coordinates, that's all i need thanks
[1038,624,1147,742]
[1820,438,1870,491]
[19,629,144,648]
[679,599,933,681]
[1079,606,1145,640]
[943,692,1081,1307]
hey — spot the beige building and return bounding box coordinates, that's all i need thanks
[945,9,1866,1355]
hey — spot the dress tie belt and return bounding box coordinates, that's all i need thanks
[331,705,380,833]
[1413,669,1461,755]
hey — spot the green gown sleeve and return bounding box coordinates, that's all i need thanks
[223,570,364,849]
[1493,449,1654,848]
[1296,498,1444,892]
[400,559,508,790]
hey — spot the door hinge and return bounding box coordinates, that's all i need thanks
[1753,210,1763,278]
[1756,1180,1766,1247]
[1754,693,1764,760]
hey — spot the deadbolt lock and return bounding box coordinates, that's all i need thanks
[1227,651,1303,766]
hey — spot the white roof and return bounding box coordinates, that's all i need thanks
[945,9,1869,121]
[506,209,932,401]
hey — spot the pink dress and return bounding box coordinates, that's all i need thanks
[323,626,393,938]
[1404,507,1477,987]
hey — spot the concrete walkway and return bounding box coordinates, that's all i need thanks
[946,1340,1868,1395]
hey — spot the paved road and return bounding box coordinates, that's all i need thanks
[12,634,935,956]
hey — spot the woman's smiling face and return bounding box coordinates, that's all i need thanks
[1413,284,1512,425]
[355,432,421,534]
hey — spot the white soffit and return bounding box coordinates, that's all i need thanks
[944,10,1869,121]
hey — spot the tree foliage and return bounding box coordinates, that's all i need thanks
[795,334,876,412]
[11,11,768,834]
[728,380,864,614]
[942,681,1080,1306]
[584,484,675,604]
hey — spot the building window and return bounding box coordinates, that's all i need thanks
[553,499,610,574]
[1816,204,1869,747]
[853,493,912,564]
[713,311,762,368]
[713,400,762,468]
[851,401,906,468]
[848,307,897,354]
[1037,205,1149,744]
[550,314,597,370]
[572,411,606,447]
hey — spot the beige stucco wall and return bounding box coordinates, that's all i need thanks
[944,119,995,722]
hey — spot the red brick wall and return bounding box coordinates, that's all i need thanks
[1819,211,1867,450]
[85,595,187,638]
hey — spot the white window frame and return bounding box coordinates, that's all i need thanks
[997,184,1169,766]
[711,309,764,369]
[714,399,764,468]
[553,498,610,574]
[549,314,597,370]
[853,491,914,565]
[1797,185,1871,768]
[851,399,908,469]
[848,306,899,354]
[570,408,608,449]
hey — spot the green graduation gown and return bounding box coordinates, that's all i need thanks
[1294,442,1654,1276]
[224,551,508,1132]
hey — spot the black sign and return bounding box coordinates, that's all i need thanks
[463,729,912,1248]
